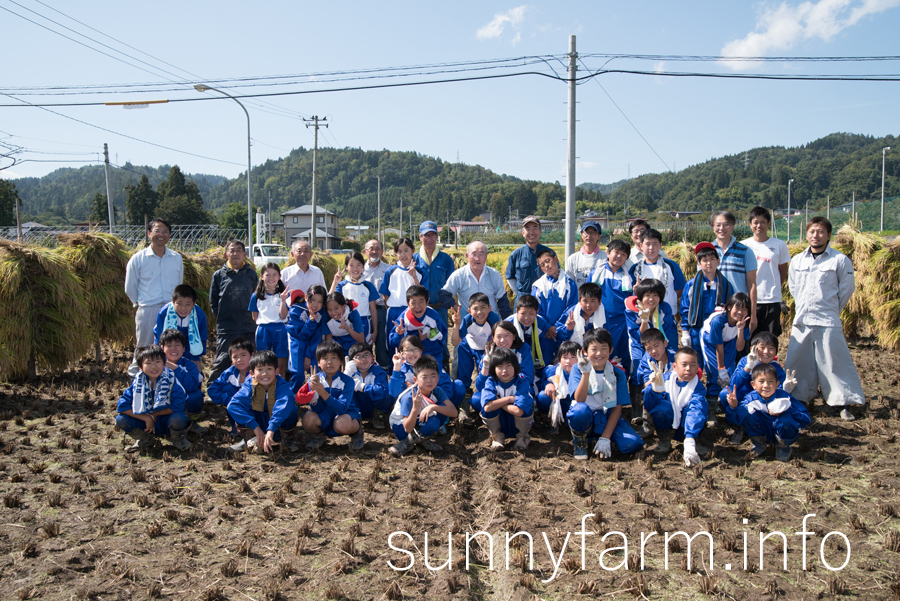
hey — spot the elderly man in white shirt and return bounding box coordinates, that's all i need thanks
[439,241,512,316]
[281,240,326,295]
[124,219,183,376]
[785,217,864,420]
[362,239,390,368]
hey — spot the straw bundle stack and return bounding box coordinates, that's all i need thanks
[832,224,882,338]
[867,239,900,351]
[311,251,340,287]
[179,250,221,333]
[664,242,697,280]
[55,232,133,347]
[0,240,92,379]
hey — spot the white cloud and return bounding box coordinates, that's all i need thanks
[653,61,666,73]
[476,6,527,42]
[721,0,900,70]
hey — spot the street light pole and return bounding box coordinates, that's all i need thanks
[882,146,891,232]
[194,84,252,247]
[787,179,794,242]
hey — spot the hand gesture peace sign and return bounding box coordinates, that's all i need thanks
[725,385,738,409]
[576,349,592,374]
[648,359,665,391]
[636,300,651,323]
[783,369,798,393]
[565,310,575,331]
[450,305,461,328]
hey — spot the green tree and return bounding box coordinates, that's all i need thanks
[0,179,21,227]
[154,194,213,225]
[219,202,260,230]
[125,175,160,225]
[89,192,109,224]
[156,165,188,202]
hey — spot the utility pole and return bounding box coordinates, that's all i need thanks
[882,146,891,232]
[303,116,328,250]
[376,175,381,245]
[102,143,115,233]
[852,191,856,223]
[399,197,403,238]
[787,179,794,243]
[267,191,272,244]
[447,210,450,245]
[827,195,830,220]
[564,34,578,261]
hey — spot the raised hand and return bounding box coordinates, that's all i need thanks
[280,288,291,302]
[648,360,665,392]
[407,265,419,284]
[636,300,651,323]
[565,310,575,331]
[725,385,738,409]
[680,330,691,348]
[783,369,798,393]
[480,351,492,376]
[745,343,759,371]
[392,351,404,371]
[393,319,405,335]
[576,349,592,374]
[450,305,461,328]
[717,367,730,387]
[333,266,347,284]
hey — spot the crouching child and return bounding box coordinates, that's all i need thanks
[298,340,364,451]
[730,363,810,462]
[116,345,190,452]
[568,329,643,461]
[388,355,458,457]
[207,337,255,438]
[479,348,534,451]
[344,343,391,430]
[227,350,299,453]
[535,341,581,434]
[643,347,708,467]
[160,328,207,435]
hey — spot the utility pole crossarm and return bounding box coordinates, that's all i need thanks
[303,116,328,251]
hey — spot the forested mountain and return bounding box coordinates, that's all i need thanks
[12,164,227,224]
[580,178,629,195]
[605,133,898,214]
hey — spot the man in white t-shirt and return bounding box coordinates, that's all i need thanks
[565,221,607,289]
[281,240,326,296]
[742,206,791,338]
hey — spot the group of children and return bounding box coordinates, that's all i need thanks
[117,231,810,464]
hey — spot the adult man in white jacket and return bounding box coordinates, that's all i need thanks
[785,217,864,420]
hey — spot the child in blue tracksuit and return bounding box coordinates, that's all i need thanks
[625,278,678,386]
[208,337,255,438]
[719,331,785,442]
[470,322,535,415]
[153,284,208,372]
[389,335,465,410]
[506,294,557,377]
[568,328,643,461]
[628,228,687,316]
[227,350,299,453]
[379,237,428,357]
[450,292,501,393]
[116,345,190,452]
[249,262,290,379]
[324,292,367,354]
[344,342,391,429]
[730,363,810,462]
[532,248,578,327]
[588,239,633,377]
[700,292,751,406]
[388,355,458,457]
[388,284,447,360]
[292,285,328,386]
[643,347,708,467]
[635,328,676,389]
[536,341,581,434]
[555,282,606,347]
[159,328,206,435]
[299,340,364,451]
[478,348,534,451]
[333,251,379,344]
[679,242,734,368]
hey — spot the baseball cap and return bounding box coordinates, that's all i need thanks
[694,242,716,255]
[522,215,541,227]
[419,221,438,235]
[581,221,601,233]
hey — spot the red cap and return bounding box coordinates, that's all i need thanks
[694,242,716,255]
[295,383,315,405]
[289,289,306,305]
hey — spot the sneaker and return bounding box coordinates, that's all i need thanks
[840,408,856,422]
[190,421,208,435]
[349,428,365,451]
[305,434,327,451]
[389,437,415,457]
[228,438,247,453]
[371,411,386,430]
[418,438,442,452]
[571,431,589,461]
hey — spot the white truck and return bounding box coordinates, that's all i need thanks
[250,243,291,268]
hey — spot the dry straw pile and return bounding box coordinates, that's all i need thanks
[0,240,92,379]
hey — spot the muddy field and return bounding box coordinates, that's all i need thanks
[1,339,899,601]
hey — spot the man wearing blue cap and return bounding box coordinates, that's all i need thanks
[415,221,456,369]
[565,221,608,289]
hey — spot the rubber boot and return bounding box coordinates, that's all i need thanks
[730,425,744,444]
[389,429,422,457]
[775,436,792,462]
[349,426,365,451]
[168,425,191,452]
[637,408,655,440]
[840,408,856,422]
[482,415,505,451]
[279,428,299,452]
[417,430,442,452]
[652,429,674,454]
[749,435,768,456]
[514,415,533,451]
[706,398,719,428]
[188,413,207,435]
[125,428,155,452]
[371,410,387,430]
[571,429,590,460]
[305,432,327,450]
[229,428,253,453]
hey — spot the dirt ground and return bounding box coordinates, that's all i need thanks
[1,338,899,601]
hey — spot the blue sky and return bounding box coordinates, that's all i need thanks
[2,0,899,187]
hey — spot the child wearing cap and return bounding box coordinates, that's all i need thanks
[679,242,734,365]
[565,221,608,289]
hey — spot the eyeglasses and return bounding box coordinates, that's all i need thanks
[353,353,373,361]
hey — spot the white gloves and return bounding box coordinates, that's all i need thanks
[576,350,592,374]
[480,352,492,376]
[344,361,358,376]
[648,360,666,393]
[594,437,612,458]
[354,380,366,393]
[783,369,797,393]
[636,300,652,324]
[549,397,563,429]
[680,331,691,348]
[683,437,701,467]
[767,397,791,415]
[744,345,759,372]
[717,368,730,387]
